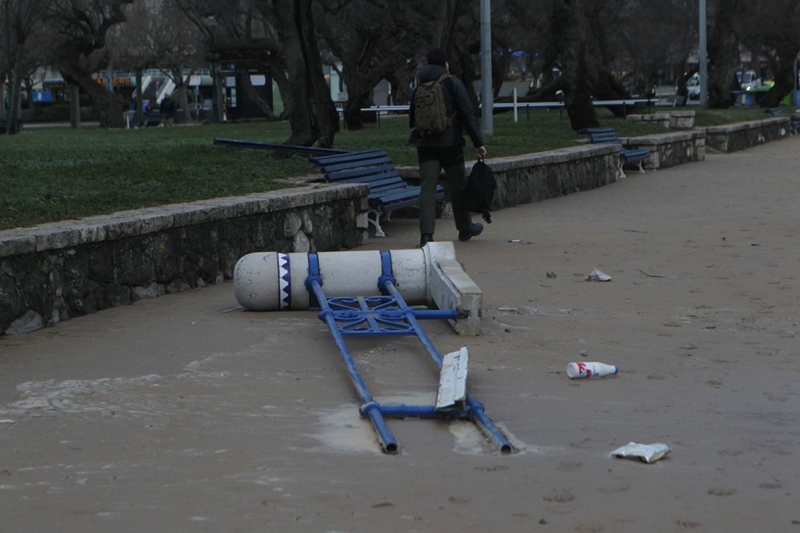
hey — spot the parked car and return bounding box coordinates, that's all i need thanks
[686,73,700,100]
[737,70,761,92]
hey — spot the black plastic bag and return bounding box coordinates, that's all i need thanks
[464,159,496,223]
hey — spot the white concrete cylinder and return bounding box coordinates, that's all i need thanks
[233,243,457,311]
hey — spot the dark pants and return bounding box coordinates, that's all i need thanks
[417,146,472,236]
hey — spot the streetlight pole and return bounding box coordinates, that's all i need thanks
[480,0,493,137]
[699,0,708,109]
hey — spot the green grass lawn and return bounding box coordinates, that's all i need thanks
[0,105,763,231]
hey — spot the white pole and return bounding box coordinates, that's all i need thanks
[699,0,708,109]
[480,0,493,137]
[513,87,518,123]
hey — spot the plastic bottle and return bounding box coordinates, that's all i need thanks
[566,361,619,379]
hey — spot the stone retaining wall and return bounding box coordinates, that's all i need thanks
[397,144,621,210]
[0,185,369,336]
[478,145,620,209]
[0,142,692,337]
[623,130,706,170]
[705,117,789,153]
[627,111,696,130]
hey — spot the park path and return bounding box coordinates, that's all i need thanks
[1,137,799,532]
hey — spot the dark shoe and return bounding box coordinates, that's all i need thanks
[419,233,434,247]
[458,223,484,242]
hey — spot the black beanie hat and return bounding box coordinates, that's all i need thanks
[427,48,448,67]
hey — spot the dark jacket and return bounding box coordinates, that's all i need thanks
[409,65,484,149]
[160,97,176,118]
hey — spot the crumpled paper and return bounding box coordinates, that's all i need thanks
[610,442,671,463]
[586,268,612,282]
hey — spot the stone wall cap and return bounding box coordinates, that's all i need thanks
[466,144,619,173]
[0,183,367,257]
[705,117,789,133]
[625,131,703,144]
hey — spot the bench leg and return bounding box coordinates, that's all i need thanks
[369,208,386,237]
[637,160,645,174]
[617,162,627,180]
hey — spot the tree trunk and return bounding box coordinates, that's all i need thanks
[453,45,480,115]
[432,0,464,50]
[0,64,6,123]
[342,65,388,131]
[551,0,599,131]
[580,2,631,117]
[564,51,599,130]
[386,72,411,106]
[760,46,799,108]
[239,69,276,120]
[169,67,189,124]
[134,68,144,126]
[272,0,338,147]
[214,68,226,122]
[502,77,566,103]
[61,68,124,128]
[706,0,740,109]
[70,85,81,129]
[267,62,292,120]
[179,83,191,124]
[492,51,513,98]
[342,86,375,131]
[7,48,23,134]
[24,77,38,122]
[591,69,633,117]
[93,90,125,128]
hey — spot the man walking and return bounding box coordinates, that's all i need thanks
[160,94,176,126]
[409,48,487,248]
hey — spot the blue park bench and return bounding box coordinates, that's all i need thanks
[214,138,349,158]
[142,112,164,127]
[310,149,445,237]
[580,127,650,178]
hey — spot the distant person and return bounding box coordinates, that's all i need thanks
[409,47,487,248]
[160,94,176,126]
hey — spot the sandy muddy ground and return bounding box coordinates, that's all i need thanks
[1,137,799,532]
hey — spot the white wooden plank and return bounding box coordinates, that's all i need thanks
[435,347,469,410]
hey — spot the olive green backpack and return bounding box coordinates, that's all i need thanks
[414,73,452,137]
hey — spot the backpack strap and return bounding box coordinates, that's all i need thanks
[436,73,455,120]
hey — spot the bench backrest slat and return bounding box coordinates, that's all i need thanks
[579,127,614,134]
[312,149,441,215]
[214,138,348,156]
[369,178,411,192]
[589,132,620,143]
[311,149,388,166]
[318,156,394,174]
[324,164,397,182]
[329,173,403,187]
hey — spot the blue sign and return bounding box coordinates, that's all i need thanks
[33,91,53,103]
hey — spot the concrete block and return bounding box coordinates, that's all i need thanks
[428,258,482,336]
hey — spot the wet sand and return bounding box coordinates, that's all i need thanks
[1,137,799,532]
